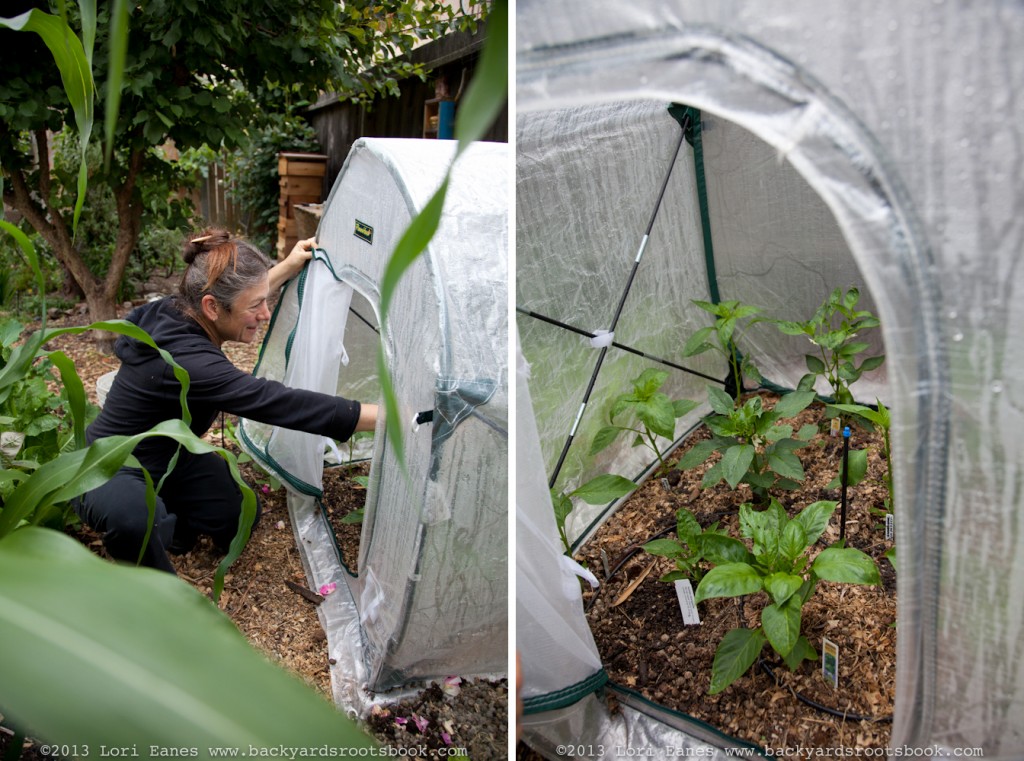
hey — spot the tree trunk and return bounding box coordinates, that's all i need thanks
[2,145,146,354]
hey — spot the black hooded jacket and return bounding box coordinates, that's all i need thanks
[86,297,361,474]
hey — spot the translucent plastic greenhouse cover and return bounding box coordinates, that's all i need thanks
[516,1,1024,758]
[241,138,508,700]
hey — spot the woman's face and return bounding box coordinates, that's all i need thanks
[214,277,271,345]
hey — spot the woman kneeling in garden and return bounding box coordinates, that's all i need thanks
[75,229,378,573]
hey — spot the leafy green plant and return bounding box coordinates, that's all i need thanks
[828,400,894,519]
[0,5,378,751]
[551,474,636,555]
[776,287,885,407]
[643,507,748,584]
[677,388,817,500]
[589,368,698,477]
[224,112,321,253]
[694,498,881,693]
[0,317,99,523]
[683,300,766,403]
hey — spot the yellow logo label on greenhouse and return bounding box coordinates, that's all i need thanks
[354,220,373,245]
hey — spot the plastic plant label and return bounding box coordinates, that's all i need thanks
[661,477,671,491]
[822,638,839,688]
[830,417,841,437]
[674,579,701,626]
[885,513,894,541]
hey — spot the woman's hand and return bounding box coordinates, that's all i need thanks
[267,237,317,291]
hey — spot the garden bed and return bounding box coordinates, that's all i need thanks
[575,393,896,750]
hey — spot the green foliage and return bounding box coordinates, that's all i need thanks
[677,389,817,499]
[224,113,321,253]
[0,317,98,516]
[776,287,885,407]
[590,368,698,476]
[694,498,880,693]
[643,507,747,584]
[0,527,378,751]
[683,299,765,402]
[551,473,636,555]
[828,400,894,518]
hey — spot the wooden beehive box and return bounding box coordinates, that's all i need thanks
[277,152,327,257]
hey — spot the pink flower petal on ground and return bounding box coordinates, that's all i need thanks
[413,714,429,733]
[261,484,271,494]
[441,732,452,746]
[318,582,337,596]
[275,520,286,530]
[442,676,462,697]
[394,716,407,727]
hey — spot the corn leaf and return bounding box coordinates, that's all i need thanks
[0,527,375,750]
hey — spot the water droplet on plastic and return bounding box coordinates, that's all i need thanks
[947,309,958,320]
[952,331,963,342]
[964,85,975,98]
[992,381,1003,394]
[888,20,899,32]
[639,76,648,85]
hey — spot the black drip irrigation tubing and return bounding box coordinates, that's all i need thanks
[586,516,893,725]
[758,660,892,724]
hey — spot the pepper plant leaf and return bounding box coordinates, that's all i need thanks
[761,596,802,658]
[782,635,818,671]
[709,627,766,695]
[571,474,637,505]
[812,546,880,586]
[694,563,763,603]
[721,444,755,489]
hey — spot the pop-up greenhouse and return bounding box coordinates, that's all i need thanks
[240,138,508,707]
[516,2,1022,758]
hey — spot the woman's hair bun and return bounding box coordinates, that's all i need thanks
[183,229,232,264]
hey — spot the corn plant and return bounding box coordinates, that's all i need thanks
[694,498,880,693]
[676,387,817,502]
[590,368,698,477]
[683,300,766,403]
[776,287,885,408]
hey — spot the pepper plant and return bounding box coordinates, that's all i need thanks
[776,287,885,407]
[676,387,817,501]
[551,473,637,555]
[828,400,894,521]
[694,498,880,693]
[643,507,748,584]
[683,300,766,403]
[590,368,698,477]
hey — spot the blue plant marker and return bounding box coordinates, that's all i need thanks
[839,426,851,542]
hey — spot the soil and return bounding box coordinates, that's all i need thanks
[1,281,507,760]
[320,462,370,574]
[573,392,897,752]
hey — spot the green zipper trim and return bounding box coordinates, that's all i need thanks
[522,669,609,715]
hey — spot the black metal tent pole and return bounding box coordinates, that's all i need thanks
[515,306,725,385]
[547,112,691,489]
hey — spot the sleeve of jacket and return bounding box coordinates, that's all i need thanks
[180,346,362,443]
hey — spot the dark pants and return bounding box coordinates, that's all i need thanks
[74,451,260,573]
